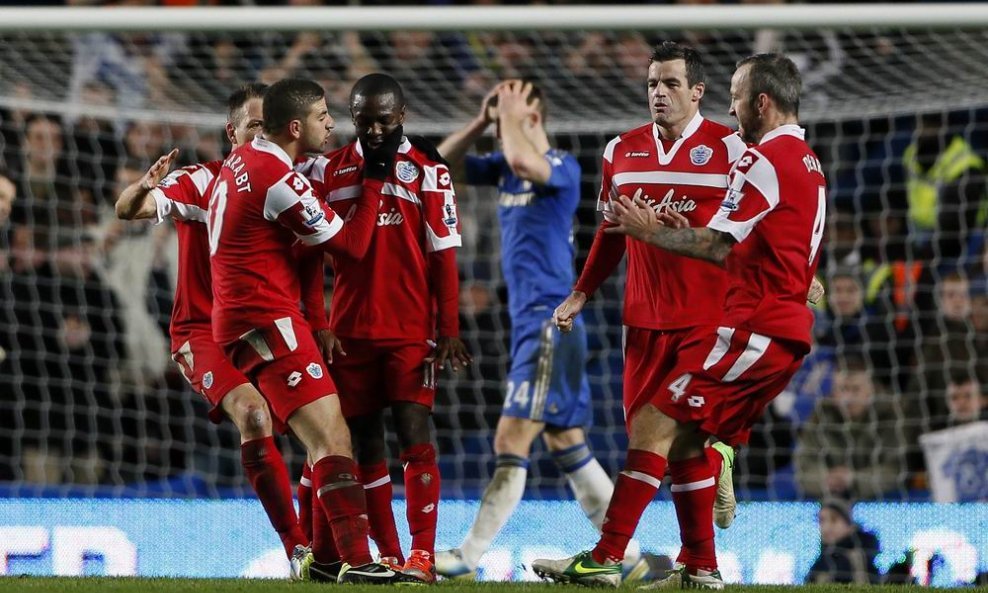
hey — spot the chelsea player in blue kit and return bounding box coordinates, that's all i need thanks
[435,80,641,579]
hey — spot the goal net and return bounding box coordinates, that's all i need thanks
[1,5,987,510]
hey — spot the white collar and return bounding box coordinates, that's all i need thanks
[651,111,704,166]
[651,110,704,144]
[759,124,805,145]
[252,135,293,167]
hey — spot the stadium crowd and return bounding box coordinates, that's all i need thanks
[0,15,986,509]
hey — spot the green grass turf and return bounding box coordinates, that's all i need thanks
[0,579,933,593]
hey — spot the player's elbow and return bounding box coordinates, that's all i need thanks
[115,198,137,221]
[505,157,545,185]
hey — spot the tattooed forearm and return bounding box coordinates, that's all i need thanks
[644,226,733,265]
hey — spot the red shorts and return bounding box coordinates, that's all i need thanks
[172,331,249,424]
[329,337,436,418]
[623,326,709,430]
[652,326,804,446]
[224,317,338,432]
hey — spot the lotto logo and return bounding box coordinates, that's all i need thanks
[737,155,754,169]
[287,371,302,387]
[687,395,705,408]
[292,176,305,191]
[421,503,436,514]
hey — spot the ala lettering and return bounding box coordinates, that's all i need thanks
[630,187,696,214]
[222,154,251,193]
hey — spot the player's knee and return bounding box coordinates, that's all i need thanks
[399,442,436,466]
[229,392,272,439]
[393,403,432,450]
[543,427,585,451]
[352,431,387,465]
[493,428,532,457]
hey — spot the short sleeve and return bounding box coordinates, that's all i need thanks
[707,149,778,243]
[264,171,343,246]
[421,162,462,253]
[151,164,215,224]
[541,152,580,193]
[464,153,504,187]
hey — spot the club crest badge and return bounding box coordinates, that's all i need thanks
[395,161,419,183]
[202,371,214,389]
[306,362,323,379]
[690,145,713,166]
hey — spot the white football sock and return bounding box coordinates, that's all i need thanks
[459,454,528,568]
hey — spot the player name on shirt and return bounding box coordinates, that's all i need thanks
[222,152,252,193]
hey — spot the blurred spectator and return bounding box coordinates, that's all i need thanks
[902,112,986,262]
[69,32,185,112]
[941,373,988,428]
[815,268,896,385]
[795,355,908,500]
[907,272,983,432]
[9,114,97,273]
[805,498,880,584]
[100,159,170,389]
[10,230,127,485]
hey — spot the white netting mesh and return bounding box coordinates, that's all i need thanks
[1,9,987,502]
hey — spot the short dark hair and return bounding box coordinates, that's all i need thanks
[227,82,267,125]
[947,366,978,388]
[650,41,705,87]
[835,352,870,376]
[262,78,325,136]
[736,53,802,116]
[350,73,406,108]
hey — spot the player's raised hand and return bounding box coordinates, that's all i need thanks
[140,148,179,191]
[480,81,510,124]
[361,125,404,181]
[604,193,662,241]
[552,291,587,333]
[426,336,472,372]
[496,80,538,123]
[315,329,346,365]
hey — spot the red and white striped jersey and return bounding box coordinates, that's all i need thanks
[209,136,343,346]
[598,113,747,330]
[303,137,461,340]
[151,160,221,352]
[707,124,826,350]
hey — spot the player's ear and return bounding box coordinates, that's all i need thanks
[398,105,406,126]
[289,119,302,140]
[225,122,237,146]
[692,82,705,103]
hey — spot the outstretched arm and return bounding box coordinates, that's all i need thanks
[604,194,735,265]
[116,148,179,220]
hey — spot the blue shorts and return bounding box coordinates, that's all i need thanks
[502,317,591,428]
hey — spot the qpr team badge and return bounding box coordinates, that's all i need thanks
[202,371,214,390]
[306,362,323,379]
[395,161,419,183]
[690,145,713,166]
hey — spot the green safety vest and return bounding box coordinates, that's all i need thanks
[903,136,984,230]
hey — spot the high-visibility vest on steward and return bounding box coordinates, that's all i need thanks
[904,135,984,230]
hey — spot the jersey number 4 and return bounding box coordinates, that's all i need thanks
[808,186,826,265]
[207,180,229,256]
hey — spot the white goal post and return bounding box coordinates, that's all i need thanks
[2,3,988,32]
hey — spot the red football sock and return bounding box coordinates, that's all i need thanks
[313,455,372,566]
[241,436,306,559]
[400,443,440,556]
[310,475,340,564]
[359,461,404,563]
[592,449,666,564]
[298,463,313,545]
[670,455,718,570]
[705,446,723,479]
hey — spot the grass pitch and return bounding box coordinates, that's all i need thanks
[0,579,932,593]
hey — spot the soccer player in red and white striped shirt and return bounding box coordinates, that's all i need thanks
[545,42,745,587]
